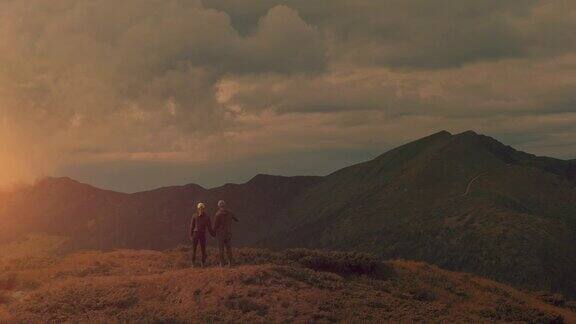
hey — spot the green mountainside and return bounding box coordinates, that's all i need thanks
[260,131,576,297]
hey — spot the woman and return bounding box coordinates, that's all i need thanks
[189,202,214,267]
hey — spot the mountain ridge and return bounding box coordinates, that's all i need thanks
[258,130,576,296]
[27,130,573,195]
[1,130,575,297]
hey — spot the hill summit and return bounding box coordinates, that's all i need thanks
[263,130,576,297]
[1,244,574,323]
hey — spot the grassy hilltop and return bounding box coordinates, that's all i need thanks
[0,239,574,323]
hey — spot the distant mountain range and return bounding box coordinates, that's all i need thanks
[1,130,575,297]
[0,173,319,249]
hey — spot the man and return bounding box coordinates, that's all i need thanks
[189,202,214,267]
[213,200,239,267]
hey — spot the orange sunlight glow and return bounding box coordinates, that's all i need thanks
[0,127,50,188]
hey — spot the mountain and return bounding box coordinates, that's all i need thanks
[0,175,319,250]
[1,244,574,323]
[260,130,576,297]
[0,130,575,298]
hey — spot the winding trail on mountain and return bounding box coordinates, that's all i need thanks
[461,164,512,197]
[462,172,489,197]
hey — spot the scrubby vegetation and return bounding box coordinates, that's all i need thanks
[0,245,574,323]
[282,248,385,277]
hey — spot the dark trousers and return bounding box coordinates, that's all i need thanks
[218,237,233,266]
[192,232,207,264]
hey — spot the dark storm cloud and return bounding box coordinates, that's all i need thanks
[204,0,575,69]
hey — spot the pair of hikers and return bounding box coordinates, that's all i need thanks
[189,200,238,268]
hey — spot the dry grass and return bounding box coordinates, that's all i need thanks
[0,247,573,323]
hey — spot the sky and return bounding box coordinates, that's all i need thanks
[0,0,575,192]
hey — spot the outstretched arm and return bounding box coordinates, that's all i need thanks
[232,212,239,222]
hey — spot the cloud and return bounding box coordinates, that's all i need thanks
[0,0,574,189]
[0,0,325,185]
[218,54,576,117]
[205,0,576,69]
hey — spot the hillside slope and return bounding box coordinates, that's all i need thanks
[262,131,576,297]
[0,175,319,250]
[1,130,574,298]
[0,247,574,323]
